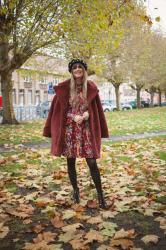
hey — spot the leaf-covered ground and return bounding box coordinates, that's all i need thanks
[0,136,166,250]
[0,107,166,146]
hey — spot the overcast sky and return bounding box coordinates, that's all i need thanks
[145,0,166,34]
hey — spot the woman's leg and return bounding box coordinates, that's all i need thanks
[67,157,80,203]
[86,158,107,209]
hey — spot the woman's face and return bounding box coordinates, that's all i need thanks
[72,63,84,79]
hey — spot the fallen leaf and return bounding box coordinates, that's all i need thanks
[62,210,76,220]
[113,228,135,239]
[69,239,89,250]
[87,216,103,224]
[110,238,134,249]
[62,223,83,233]
[84,230,104,243]
[33,231,57,243]
[51,216,65,228]
[141,234,159,244]
[58,231,75,243]
[0,222,9,239]
[33,224,45,233]
[23,240,49,250]
[86,200,98,208]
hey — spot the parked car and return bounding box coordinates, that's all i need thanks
[141,100,150,108]
[128,101,144,109]
[121,102,132,110]
[161,102,166,106]
[102,102,114,112]
[102,101,132,112]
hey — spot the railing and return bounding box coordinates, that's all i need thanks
[0,105,49,122]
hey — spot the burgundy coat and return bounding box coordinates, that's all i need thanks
[43,79,109,158]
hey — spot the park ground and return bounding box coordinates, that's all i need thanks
[0,107,166,250]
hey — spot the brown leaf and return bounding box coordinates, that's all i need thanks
[33,224,45,233]
[110,239,134,249]
[0,222,9,239]
[71,203,85,212]
[33,231,57,244]
[87,216,103,224]
[51,216,65,228]
[86,200,98,208]
[62,223,83,232]
[23,240,49,250]
[141,235,159,244]
[97,245,117,250]
[84,230,104,243]
[0,159,6,165]
[113,228,136,239]
[23,219,32,225]
[69,239,90,250]
[53,171,67,180]
[34,197,54,208]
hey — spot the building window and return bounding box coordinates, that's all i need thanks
[35,90,40,105]
[39,75,46,84]
[19,89,25,106]
[12,89,16,104]
[27,90,32,105]
[24,74,32,83]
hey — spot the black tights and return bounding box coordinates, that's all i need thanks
[67,158,103,194]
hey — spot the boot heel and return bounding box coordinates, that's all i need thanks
[73,188,80,204]
[98,193,108,209]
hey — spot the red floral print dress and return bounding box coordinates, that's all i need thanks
[62,86,94,158]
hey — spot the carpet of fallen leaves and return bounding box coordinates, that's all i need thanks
[0,137,166,250]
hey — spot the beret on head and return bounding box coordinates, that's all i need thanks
[68,58,88,73]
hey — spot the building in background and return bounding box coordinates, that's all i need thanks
[10,53,68,106]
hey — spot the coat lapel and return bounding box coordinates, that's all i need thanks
[53,79,98,105]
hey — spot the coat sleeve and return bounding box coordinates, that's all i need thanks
[43,95,57,137]
[95,92,109,138]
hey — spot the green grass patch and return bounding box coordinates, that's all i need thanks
[117,155,132,162]
[105,107,166,136]
[4,182,18,193]
[155,151,166,161]
[0,162,23,174]
[155,195,166,204]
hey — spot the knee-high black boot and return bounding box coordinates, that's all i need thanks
[86,158,107,209]
[67,158,80,203]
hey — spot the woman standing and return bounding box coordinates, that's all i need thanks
[43,59,109,209]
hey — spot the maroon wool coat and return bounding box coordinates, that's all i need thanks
[43,79,109,158]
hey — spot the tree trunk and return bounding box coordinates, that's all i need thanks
[158,89,162,106]
[1,71,19,124]
[150,91,154,107]
[115,85,120,110]
[136,88,141,109]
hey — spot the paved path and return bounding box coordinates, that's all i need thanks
[0,131,165,152]
[104,131,166,142]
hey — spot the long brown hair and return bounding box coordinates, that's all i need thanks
[69,67,88,108]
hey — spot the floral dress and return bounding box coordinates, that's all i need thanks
[62,86,94,158]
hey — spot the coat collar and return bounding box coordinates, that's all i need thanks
[54,79,98,104]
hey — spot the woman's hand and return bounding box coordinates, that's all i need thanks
[82,111,89,121]
[73,115,84,124]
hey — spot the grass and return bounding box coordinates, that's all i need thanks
[0,107,165,146]
[105,106,166,136]
[155,151,166,161]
